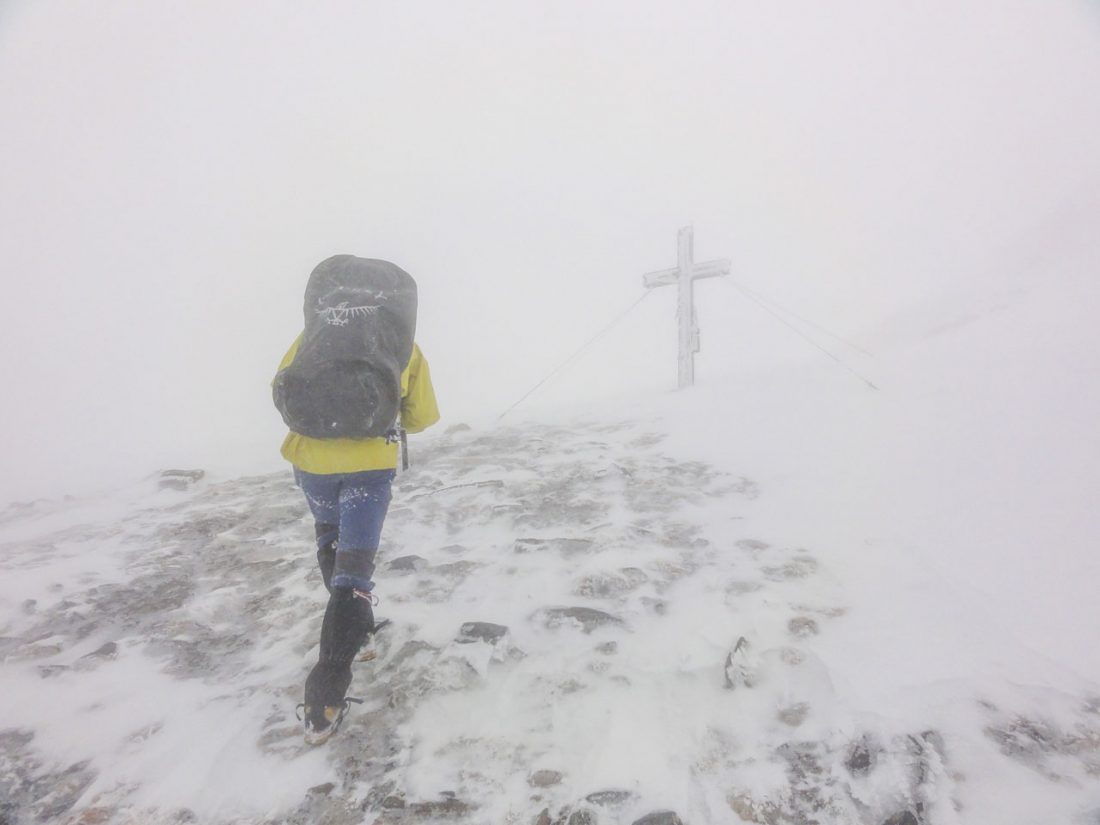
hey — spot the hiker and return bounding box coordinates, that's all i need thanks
[273,255,439,744]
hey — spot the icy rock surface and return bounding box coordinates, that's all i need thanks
[1,422,1098,824]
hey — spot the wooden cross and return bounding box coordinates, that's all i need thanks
[642,226,730,388]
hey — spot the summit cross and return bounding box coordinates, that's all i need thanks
[642,226,730,389]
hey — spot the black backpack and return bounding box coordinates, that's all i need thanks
[273,255,417,439]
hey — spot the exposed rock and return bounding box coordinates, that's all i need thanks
[515,538,595,556]
[787,617,819,638]
[408,795,472,816]
[724,637,757,690]
[882,813,919,825]
[81,641,119,660]
[778,647,805,666]
[387,555,427,572]
[21,599,36,615]
[71,807,115,824]
[8,642,63,661]
[736,539,770,552]
[433,561,480,580]
[308,782,336,796]
[575,568,647,598]
[596,641,618,655]
[514,537,551,554]
[533,807,553,825]
[540,607,624,634]
[776,742,825,777]
[845,739,874,775]
[457,622,509,645]
[777,703,810,727]
[568,809,597,825]
[387,639,440,667]
[35,759,97,821]
[763,556,818,581]
[528,770,564,788]
[381,794,406,809]
[159,469,205,491]
[793,604,847,619]
[726,580,763,595]
[632,812,683,825]
[727,792,783,824]
[585,789,637,807]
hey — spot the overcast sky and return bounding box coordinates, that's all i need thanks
[1,0,1099,503]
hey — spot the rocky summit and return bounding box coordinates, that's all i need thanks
[2,421,1099,824]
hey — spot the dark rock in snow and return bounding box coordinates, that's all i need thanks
[777,703,810,727]
[387,554,427,572]
[632,812,683,825]
[882,812,919,825]
[533,808,553,825]
[724,637,756,690]
[515,538,595,557]
[10,641,63,661]
[727,792,783,824]
[736,538,770,552]
[575,568,647,598]
[81,641,118,660]
[433,560,480,580]
[515,538,552,553]
[36,759,97,820]
[408,795,472,816]
[528,770,564,788]
[845,740,874,775]
[585,789,637,807]
[568,809,597,825]
[158,469,205,491]
[787,617,819,638]
[308,782,335,796]
[457,622,509,645]
[541,607,624,634]
[21,599,36,615]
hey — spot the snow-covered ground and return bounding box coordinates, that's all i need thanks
[2,270,1099,825]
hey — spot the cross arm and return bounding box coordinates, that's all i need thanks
[642,258,731,289]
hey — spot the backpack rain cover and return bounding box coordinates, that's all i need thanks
[273,255,417,439]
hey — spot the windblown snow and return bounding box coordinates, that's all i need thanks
[3,268,1100,825]
[3,365,1100,825]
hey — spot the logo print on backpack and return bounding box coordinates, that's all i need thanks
[315,302,380,327]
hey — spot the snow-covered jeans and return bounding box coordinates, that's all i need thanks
[294,467,395,593]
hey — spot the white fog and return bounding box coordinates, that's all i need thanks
[1,2,1099,823]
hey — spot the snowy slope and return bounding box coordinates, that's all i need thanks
[2,275,1100,825]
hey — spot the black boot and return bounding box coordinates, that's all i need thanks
[301,587,375,744]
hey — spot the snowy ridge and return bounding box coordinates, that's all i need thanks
[3,418,1098,824]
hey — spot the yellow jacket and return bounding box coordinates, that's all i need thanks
[277,338,440,473]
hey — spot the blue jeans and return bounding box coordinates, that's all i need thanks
[294,467,395,592]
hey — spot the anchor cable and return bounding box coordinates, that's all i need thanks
[719,278,879,391]
[731,281,874,358]
[498,290,655,419]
